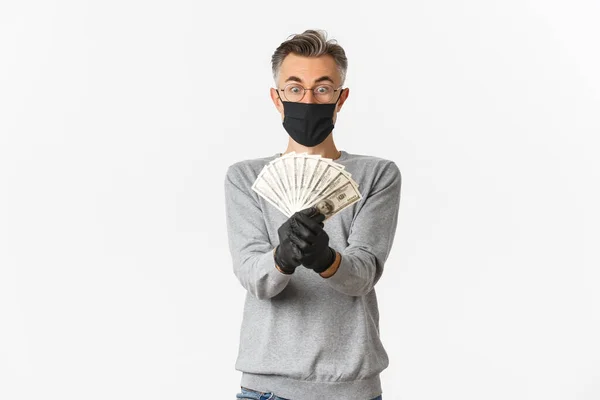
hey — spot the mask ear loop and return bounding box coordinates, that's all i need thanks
[277,88,298,109]
[334,88,344,111]
[275,89,288,122]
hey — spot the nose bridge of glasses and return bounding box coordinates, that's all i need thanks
[302,87,317,103]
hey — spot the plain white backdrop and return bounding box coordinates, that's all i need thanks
[1,1,599,399]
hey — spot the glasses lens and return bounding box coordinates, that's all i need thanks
[313,85,335,103]
[283,84,304,102]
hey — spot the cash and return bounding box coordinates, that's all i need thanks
[251,152,362,220]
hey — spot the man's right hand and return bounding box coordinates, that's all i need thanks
[274,207,324,274]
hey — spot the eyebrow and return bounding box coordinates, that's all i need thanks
[284,75,335,85]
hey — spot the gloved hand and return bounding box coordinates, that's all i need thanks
[292,208,337,274]
[274,207,325,274]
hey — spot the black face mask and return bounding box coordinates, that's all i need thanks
[280,91,342,147]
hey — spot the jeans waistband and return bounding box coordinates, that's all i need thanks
[241,386,267,395]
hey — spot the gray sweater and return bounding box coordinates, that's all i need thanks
[224,150,402,400]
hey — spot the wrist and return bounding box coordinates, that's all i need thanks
[319,250,341,278]
[273,246,295,274]
[311,247,337,274]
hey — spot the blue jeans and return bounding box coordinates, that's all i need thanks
[236,386,383,400]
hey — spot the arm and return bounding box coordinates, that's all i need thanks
[323,161,402,296]
[224,165,292,300]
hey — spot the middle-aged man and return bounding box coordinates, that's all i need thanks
[224,29,402,400]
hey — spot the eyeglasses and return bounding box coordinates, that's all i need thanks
[277,83,343,104]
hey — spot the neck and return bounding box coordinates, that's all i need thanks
[282,135,341,160]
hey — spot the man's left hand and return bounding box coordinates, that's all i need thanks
[293,208,337,273]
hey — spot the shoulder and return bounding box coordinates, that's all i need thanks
[346,152,401,185]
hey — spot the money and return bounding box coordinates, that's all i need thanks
[251,152,362,220]
[312,180,361,221]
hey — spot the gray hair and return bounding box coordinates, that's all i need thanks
[271,29,348,86]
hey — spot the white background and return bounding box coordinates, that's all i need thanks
[1,1,599,399]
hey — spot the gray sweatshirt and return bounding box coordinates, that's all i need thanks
[224,150,402,400]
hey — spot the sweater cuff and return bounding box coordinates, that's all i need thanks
[239,250,293,300]
[321,253,371,296]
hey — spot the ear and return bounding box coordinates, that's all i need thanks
[270,87,284,114]
[336,87,350,112]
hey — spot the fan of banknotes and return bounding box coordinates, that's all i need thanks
[251,151,362,220]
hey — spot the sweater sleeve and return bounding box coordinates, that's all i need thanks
[224,165,292,300]
[325,161,402,296]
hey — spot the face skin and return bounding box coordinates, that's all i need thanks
[270,52,350,160]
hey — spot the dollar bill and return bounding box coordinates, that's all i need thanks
[303,168,353,207]
[309,180,362,221]
[295,154,321,208]
[251,169,292,217]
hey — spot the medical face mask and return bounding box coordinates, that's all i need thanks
[280,92,342,147]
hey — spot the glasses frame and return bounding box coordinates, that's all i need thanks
[276,83,344,104]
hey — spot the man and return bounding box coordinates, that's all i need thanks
[224,29,401,400]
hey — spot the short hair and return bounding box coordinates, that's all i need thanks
[271,29,348,86]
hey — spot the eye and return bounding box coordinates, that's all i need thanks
[288,85,302,94]
[315,85,331,94]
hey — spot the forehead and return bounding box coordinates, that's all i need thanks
[279,53,340,84]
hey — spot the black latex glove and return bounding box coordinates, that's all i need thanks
[293,208,336,274]
[274,207,324,274]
